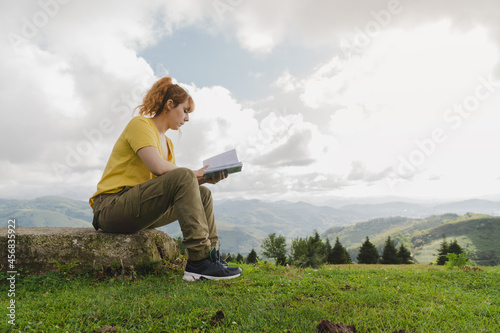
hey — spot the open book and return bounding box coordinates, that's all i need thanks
[203,149,243,179]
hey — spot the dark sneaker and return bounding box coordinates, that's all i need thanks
[210,248,229,265]
[183,258,241,281]
[210,248,242,273]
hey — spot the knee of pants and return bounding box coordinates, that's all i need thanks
[163,167,197,182]
[199,185,212,201]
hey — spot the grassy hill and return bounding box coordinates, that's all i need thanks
[411,216,500,266]
[323,213,500,266]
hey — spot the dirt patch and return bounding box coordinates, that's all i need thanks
[317,319,356,333]
[209,310,225,326]
[340,284,359,291]
[460,266,483,272]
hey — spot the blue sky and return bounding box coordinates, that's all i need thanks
[1,0,500,205]
[139,26,332,101]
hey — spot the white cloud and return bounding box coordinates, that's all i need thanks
[173,84,259,167]
[0,0,204,199]
[273,69,298,93]
[1,0,500,203]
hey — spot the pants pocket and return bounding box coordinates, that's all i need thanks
[136,177,167,218]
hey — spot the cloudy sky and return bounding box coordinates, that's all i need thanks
[1,0,500,205]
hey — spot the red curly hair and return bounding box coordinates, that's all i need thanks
[135,77,194,117]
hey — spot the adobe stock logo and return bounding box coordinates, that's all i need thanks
[387,74,500,190]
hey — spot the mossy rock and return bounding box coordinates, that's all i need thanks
[0,227,177,274]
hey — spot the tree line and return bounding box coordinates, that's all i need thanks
[176,232,465,267]
[226,232,412,267]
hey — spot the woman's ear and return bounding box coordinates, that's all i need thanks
[165,99,174,111]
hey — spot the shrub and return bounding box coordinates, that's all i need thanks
[445,253,474,270]
[261,233,287,265]
[290,231,327,268]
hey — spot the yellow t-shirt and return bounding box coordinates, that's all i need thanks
[89,116,175,208]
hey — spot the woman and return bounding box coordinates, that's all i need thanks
[89,77,241,281]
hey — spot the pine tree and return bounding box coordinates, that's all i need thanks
[357,237,379,264]
[448,239,463,255]
[306,231,326,267]
[436,237,449,265]
[325,238,333,264]
[236,253,244,263]
[330,237,349,264]
[397,243,412,264]
[381,236,400,264]
[246,249,258,264]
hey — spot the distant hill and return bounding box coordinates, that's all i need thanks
[322,213,500,266]
[0,196,92,228]
[429,199,500,216]
[214,199,357,237]
[337,199,500,219]
[1,196,499,261]
[410,215,500,266]
[0,209,92,228]
[160,199,357,255]
[322,213,464,247]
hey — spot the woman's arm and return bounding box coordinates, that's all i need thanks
[137,146,177,176]
[137,146,229,184]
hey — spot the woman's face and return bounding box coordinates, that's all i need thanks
[166,99,190,130]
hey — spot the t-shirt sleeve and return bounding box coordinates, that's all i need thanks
[166,136,176,165]
[125,117,159,153]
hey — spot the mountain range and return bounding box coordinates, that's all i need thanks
[1,196,499,264]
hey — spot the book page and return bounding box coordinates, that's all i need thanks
[203,149,239,169]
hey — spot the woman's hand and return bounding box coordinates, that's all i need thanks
[194,166,228,185]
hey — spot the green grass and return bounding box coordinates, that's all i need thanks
[1,263,499,332]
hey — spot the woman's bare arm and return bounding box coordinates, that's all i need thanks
[137,146,229,185]
[137,146,177,176]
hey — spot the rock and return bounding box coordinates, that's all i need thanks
[0,227,177,274]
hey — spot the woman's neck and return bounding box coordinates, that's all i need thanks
[151,114,169,134]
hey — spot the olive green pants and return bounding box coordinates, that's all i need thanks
[92,168,218,261]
